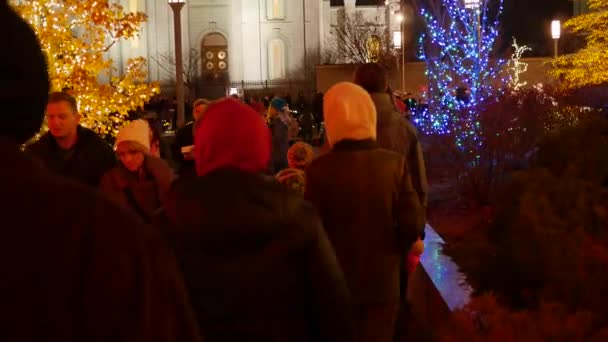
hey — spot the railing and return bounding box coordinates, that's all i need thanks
[229,80,314,94]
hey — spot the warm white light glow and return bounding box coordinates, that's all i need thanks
[168,0,185,3]
[395,12,404,23]
[229,87,238,95]
[268,38,287,79]
[464,0,480,9]
[393,31,402,48]
[551,20,561,39]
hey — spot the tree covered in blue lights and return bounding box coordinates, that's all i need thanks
[414,0,507,148]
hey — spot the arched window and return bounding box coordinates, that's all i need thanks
[266,0,286,20]
[268,38,286,80]
[201,32,229,84]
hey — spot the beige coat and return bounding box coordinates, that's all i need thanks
[100,156,175,222]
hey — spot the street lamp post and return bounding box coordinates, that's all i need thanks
[396,12,405,95]
[386,0,405,94]
[465,0,481,100]
[552,20,561,59]
[169,0,186,129]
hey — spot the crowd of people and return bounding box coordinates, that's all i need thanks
[2,2,428,341]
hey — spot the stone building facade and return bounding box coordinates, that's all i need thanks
[109,0,408,93]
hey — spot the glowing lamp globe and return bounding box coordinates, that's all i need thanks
[551,20,561,39]
[464,0,480,9]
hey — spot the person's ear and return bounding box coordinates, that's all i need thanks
[75,112,81,124]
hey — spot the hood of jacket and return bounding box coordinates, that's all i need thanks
[195,99,271,176]
[323,82,377,147]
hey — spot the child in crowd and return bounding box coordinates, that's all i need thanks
[275,142,314,195]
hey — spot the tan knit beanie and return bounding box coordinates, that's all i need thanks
[115,119,151,152]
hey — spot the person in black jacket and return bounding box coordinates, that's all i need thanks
[174,98,210,178]
[165,98,355,342]
[26,92,116,188]
[0,3,202,340]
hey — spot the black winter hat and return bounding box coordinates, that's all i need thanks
[0,1,49,143]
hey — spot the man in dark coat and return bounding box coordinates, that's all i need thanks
[354,64,429,340]
[0,3,201,340]
[268,97,291,173]
[354,63,429,210]
[305,82,425,342]
[174,98,211,178]
[165,99,355,342]
[26,91,116,188]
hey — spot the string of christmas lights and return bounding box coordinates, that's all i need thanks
[11,0,160,137]
[415,0,507,150]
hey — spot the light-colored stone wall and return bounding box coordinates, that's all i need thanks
[113,0,325,84]
[316,58,556,95]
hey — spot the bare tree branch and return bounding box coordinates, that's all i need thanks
[151,48,201,98]
[326,9,396,68]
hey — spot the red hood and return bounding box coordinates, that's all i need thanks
[195,99,271,176]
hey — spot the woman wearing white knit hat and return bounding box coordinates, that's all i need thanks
[100,119,175,223]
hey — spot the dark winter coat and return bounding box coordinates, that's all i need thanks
[371,93,429,209]
[26,125,116,188]
[0,139,202,341]
[305,139,425,305]
[174,121,197,178]
[269,117,289,173]
[100,156,175,223]
[165,168,355,342]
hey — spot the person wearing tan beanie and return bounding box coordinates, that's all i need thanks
[305,82,425,342]
[100,119,175,223]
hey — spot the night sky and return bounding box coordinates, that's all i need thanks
[501,0,574,56]
[330,0,578,57]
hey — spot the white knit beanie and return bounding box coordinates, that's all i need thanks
[323,82,377,147]
[115,119,151,152]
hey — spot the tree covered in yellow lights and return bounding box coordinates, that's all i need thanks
[552,0,608,89]
[11,0,160,136]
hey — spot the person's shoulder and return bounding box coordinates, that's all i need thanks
[100,165,121,184]
[25,132,52,152]
[375,146,405,160]
[145,156,175,182]
[306,152,330,176]
[398,117,420,137]
[368,146,406,169]
[179,122,195,131]
[79,126,113,149]
[176,122,194,139]
[21,164,140,229]
[145,155,172,170]
[274,186,323,243]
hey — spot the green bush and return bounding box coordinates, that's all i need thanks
[533,118,608,185]
[443,117,608,340]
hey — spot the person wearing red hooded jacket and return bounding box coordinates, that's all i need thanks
[164,99,355,342]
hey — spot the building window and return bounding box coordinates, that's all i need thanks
[268,38,286,80]
[392,31,402,49]
[266,0,286,20]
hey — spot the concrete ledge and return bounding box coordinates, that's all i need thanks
[407,225,473,330]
